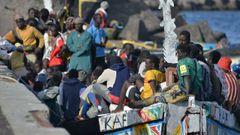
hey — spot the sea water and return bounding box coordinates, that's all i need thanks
[181,11,240,45]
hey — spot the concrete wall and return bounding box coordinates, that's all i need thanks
[0,62,69,135]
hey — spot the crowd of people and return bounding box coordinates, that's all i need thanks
[0,1,239,127]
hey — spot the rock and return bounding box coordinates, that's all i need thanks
[139,9,162,33]
[175,14,187,27]
[175,23,204,43]
[108,0,162,34]
[118,15,149,41]
[118,15,140,40]
[198,21,216,43]
[175,21,217,43]
[143,0,160,9]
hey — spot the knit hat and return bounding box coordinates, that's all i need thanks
[65,16,75,24]
[218,56,232,71]
[100,1,109,10]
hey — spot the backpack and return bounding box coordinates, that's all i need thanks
[198,61,212,101]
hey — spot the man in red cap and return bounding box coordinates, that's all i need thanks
[218,56,240,112]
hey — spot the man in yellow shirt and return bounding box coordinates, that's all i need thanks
[114,55,165,111]
[4,14,44,58]
[140,55,165,99]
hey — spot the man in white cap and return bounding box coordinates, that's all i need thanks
[90,1,109,28]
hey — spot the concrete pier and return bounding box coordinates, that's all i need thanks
[0,62,69,135]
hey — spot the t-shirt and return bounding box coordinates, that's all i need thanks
[4,25,44,48]
[141,69,165,100]
[224,72,240,111]
[177,57,203,100]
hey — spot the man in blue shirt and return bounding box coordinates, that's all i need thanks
[87,14,108,69]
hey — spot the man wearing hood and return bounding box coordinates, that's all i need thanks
[59,69,85,121]
[96,56,130,104]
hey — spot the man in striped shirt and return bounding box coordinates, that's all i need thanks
[218,57,240,112]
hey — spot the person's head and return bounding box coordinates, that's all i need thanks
[232,64,240,79]
[195,44,203,55]
[74,17,84,32]
[34,61,43,73]
[33,81,43,92]
[108,55,123,66]
[40,8,49,22]
[218,56,232,72]
[67,69,78,79]
[28,8,36,19]
[145,55,159,70]
[139,50,150,62]
[47,71,62,87]
[42,59,49,69]
[46,67,54,79]
[176,44,190,60]
[15,14,26,30]
[179,30,191,45]
[93,14,102,28]
[122,43,134,54]
[78,70,88,83]
[49,24,60,37]
[189,44,200,59]
[65,16,75,30]
[26,18,38,28]
[26,71,37,86]
[207,50,222,64]
[100,1,109,10]
[91,66,104,81]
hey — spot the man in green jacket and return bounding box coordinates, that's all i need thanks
[67,17,93,73]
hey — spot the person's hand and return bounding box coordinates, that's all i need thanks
[16,46,24,53]
[75,116,84,121]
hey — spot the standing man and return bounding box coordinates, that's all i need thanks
[87,14,108,68]
[4,14,44,59]
[67,17,93,73]
[90,1,109,28]
[176,44,203,100]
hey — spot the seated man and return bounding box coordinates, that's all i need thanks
[114,55,165,111]
[96,56,130,104]
[218,57,240,112]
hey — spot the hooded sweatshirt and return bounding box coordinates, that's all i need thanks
[97,63,130,97]
[59,78,85,120]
